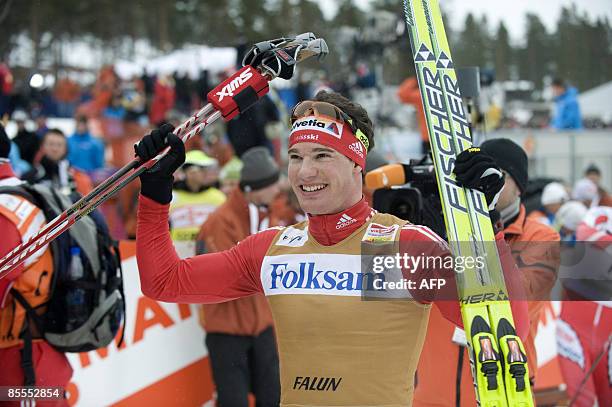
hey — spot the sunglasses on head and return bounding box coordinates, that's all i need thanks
[290,101,369,150]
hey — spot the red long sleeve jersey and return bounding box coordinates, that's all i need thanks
[137,195,527,406]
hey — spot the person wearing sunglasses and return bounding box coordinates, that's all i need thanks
[134,91,528,406]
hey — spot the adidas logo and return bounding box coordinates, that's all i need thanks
[348,141,364,158]
[336,213,357,230]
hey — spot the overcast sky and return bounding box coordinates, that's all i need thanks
[321,0,612,42]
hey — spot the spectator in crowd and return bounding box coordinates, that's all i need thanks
[67,116,105,173]
[527,181,569,226]
[196,146,281,407]
[397,76,428,152]
[554,200,588,242]
[173,71,192,114]
[53,78,81,118]
[550,78,583,130]
[572,178,599,207]
[35,114,48,139]
[2,115,31,176]
[556,205,612,407]
[218,156,242,195]
[414,139,560,407]
[121,77,147,124]
[584,163,612,206]
[169,149,225,258]
[8,139,31,177]
[203,122,234,167]
[0,63,13,116]
[0,124,73,405]
[226,94,278,157]
[12,110,39,165]
[24,128,93,197]
[149,74,176,126]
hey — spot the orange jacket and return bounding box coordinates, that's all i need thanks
[397,77,428,142]
[196,188,274,336]
[413,205,560,407]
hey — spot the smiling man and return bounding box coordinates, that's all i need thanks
[135,91,527,406]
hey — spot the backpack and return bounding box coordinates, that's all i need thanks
[0,183,125,385]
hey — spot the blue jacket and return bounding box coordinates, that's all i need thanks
[551,87,583,129]
[8,141,31,176]
[67,131,105,173]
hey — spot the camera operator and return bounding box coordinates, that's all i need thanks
[408,139,560,407]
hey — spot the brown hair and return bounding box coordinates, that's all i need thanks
[313,91,375,151]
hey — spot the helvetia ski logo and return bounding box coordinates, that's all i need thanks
[291,117,343,139]
[348,141,364,158]
[336,213,357,229]
[215,67,253,102]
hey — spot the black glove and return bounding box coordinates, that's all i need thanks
[453,147,505,210]
[134,123,185,205]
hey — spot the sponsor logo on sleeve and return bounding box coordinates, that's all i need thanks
[362,223,399,242]
[276,226,309,247]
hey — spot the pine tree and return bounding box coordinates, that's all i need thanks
[517,13,551,89]
[455,13,489,68]
[493,22,511,81]
[333,0,365,28]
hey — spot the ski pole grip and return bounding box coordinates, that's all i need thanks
[207,65,270,121]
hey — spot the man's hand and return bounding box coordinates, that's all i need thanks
[134,123,185,204]
[453,147,505,210]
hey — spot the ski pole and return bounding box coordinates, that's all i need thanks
[0,33,328,280]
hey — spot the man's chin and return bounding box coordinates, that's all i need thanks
[298,200,329,216]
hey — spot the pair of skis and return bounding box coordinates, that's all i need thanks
[0,33,328,280]
[403,1,533,406]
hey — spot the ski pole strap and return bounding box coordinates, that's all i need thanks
[207,65,270,121]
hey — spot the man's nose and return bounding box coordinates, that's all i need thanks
[297,157,317,180]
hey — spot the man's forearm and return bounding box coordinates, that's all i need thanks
[136,195,272,303]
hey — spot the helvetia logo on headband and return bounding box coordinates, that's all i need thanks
[291,118,343,139]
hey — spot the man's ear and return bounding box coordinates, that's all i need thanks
[353,162,363,175]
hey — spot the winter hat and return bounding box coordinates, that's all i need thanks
[0,124,10,159]
[541,182,569,206]
[480,138,528,193]
[183,150,217,168]
[554,201,587,232]
[239,147,280,192]
[572,178,598,202]
[219,157,243,182]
